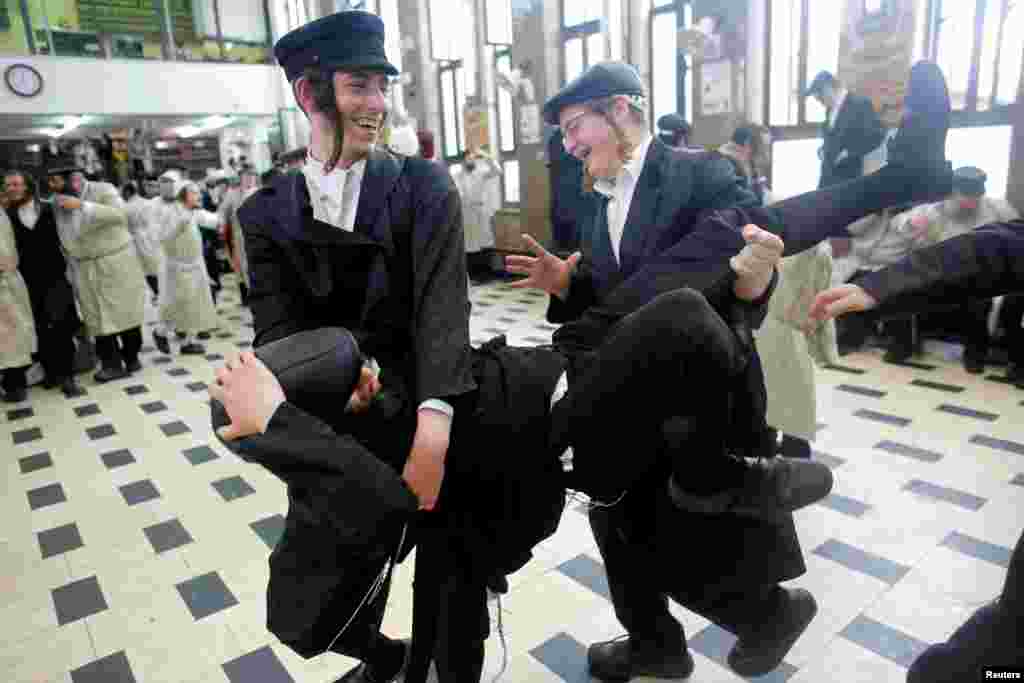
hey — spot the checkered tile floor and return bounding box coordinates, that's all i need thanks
[3,274,1023,682]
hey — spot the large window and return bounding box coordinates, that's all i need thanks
[768,0,841,127]
[431,0,477,160]
[929,0,1023,112]
[0,0,272,62]
[494,47,519,204]
[651,1,693,128]
[561,0,604,83]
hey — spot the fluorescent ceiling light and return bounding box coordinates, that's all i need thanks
[176,115,233,138]
[46,115,90,138]
[25,144,40,152]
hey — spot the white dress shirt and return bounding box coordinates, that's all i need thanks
[828,88,849,130]
[18,201,40,229]
[302,154,366,231]
[592,134,654,264]
[300,153,453,421]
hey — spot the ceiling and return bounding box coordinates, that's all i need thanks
[0,113,277,141]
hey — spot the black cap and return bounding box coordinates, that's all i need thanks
[543,61,646,125]
[953,166,987,196]
[803,70,836,97]
[657,113,690,135]
[274,10,398,83]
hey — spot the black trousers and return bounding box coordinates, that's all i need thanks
[145,275,159,297]
[1001,294,1024,367]
[591,499,787,650]
[2,365,29,393]
[563,288,749,501]
[37,322,78,383]
[94,326,143,370]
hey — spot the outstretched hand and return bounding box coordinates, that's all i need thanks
[504,234,581,298]
[209,351,286,441]
[730,224,785,301]
[810,284,879,321]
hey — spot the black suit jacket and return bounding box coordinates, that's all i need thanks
[819,93,885,188]
[548,139,760,323]
[856,220,1024,314]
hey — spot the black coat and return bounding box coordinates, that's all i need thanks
[7,204,78,330]
[856,220,1024,313]
[547,141,807,592]
[819,93,885,188]
[231,150,566,658]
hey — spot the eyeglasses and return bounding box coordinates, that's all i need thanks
[560,110,591,138]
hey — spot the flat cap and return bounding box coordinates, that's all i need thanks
[274,10,398,83]
[543,61,646,125]
[953,166,987,196]
[803,70,836,97]
[657,113,691,134]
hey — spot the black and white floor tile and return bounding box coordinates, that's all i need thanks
[2,275,1022,682]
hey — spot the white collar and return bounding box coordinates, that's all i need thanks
[304,154,367,198]
[593,134,653,198]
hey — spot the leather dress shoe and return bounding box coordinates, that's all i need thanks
[728,588,817,677]
[588,636,694,681]
[883,345,914,364]
[333,640,409,683]
[125,359,142,373]
[2,387,27,403]
[1006,363,1024,389]
[197,331,212,340]
[180,342,206,355]
[669,457,834,524]
[963,353,986,375]
[60,377,84,398]
[94,366,129,383]
[153,330,171,354]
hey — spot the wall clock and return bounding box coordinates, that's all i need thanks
[5,63,43,98]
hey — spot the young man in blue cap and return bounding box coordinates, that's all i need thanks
[509,59,955,680]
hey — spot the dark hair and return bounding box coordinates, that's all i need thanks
[732,126,754,147]
[296,65,347,172]
[260,169,278,186]
[121,182,138,201]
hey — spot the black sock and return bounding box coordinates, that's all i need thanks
[367,637,406,680]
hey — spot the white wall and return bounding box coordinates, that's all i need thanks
[0,56,288,117]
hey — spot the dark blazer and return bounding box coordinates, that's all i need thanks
[856,220,1024,314]
[819,93,885,188]
[547,139,760,323]
[8,203,78,328]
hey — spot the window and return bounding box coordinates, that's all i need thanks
[503,159,520,203]
[495,50,516,153]
[440,64,463,158]
[768,0,841,127]
[485,0,513,45]
[929,0,1023,112]
[560,0,605,84]
[947,125,1012,198]
[431,0,477,160]
[651,1,691,128]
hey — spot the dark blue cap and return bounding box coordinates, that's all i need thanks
[953,166,987,196]
[543,61,646,125]
[803,70,836,97]
[657,113,690,134]
[274,11,398,83]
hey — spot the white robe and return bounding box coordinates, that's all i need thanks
[451,162,502,253]
[0,210,37,368]
[158,203,220,333]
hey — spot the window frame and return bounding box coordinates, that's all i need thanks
[648,0,693,130]
[559,0,604,85]
[493,46,520,206]
[438,59,467,162]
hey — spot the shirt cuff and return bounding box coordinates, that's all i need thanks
[261,398,287,434]
[418,399,454,420]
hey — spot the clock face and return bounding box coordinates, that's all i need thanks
[5,64,43,98]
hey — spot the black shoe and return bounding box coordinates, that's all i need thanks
[2,387,27,403]
[60,378,85,398]
[125,359,142,373]
[886,61,953,198]
[197,331,212,340]
[963,352,986,375]
[883,346,914,364]
[94,367,129,383]
[175,330,188,340]
[153,330,171,355]
[333,640,409,683]
[1007,364,1024,389]
[180,342,206,355]
[588,636,695,681]
[669,457,834,524]
[728,588,817,677]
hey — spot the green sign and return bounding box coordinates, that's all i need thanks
[78,0,195,38]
